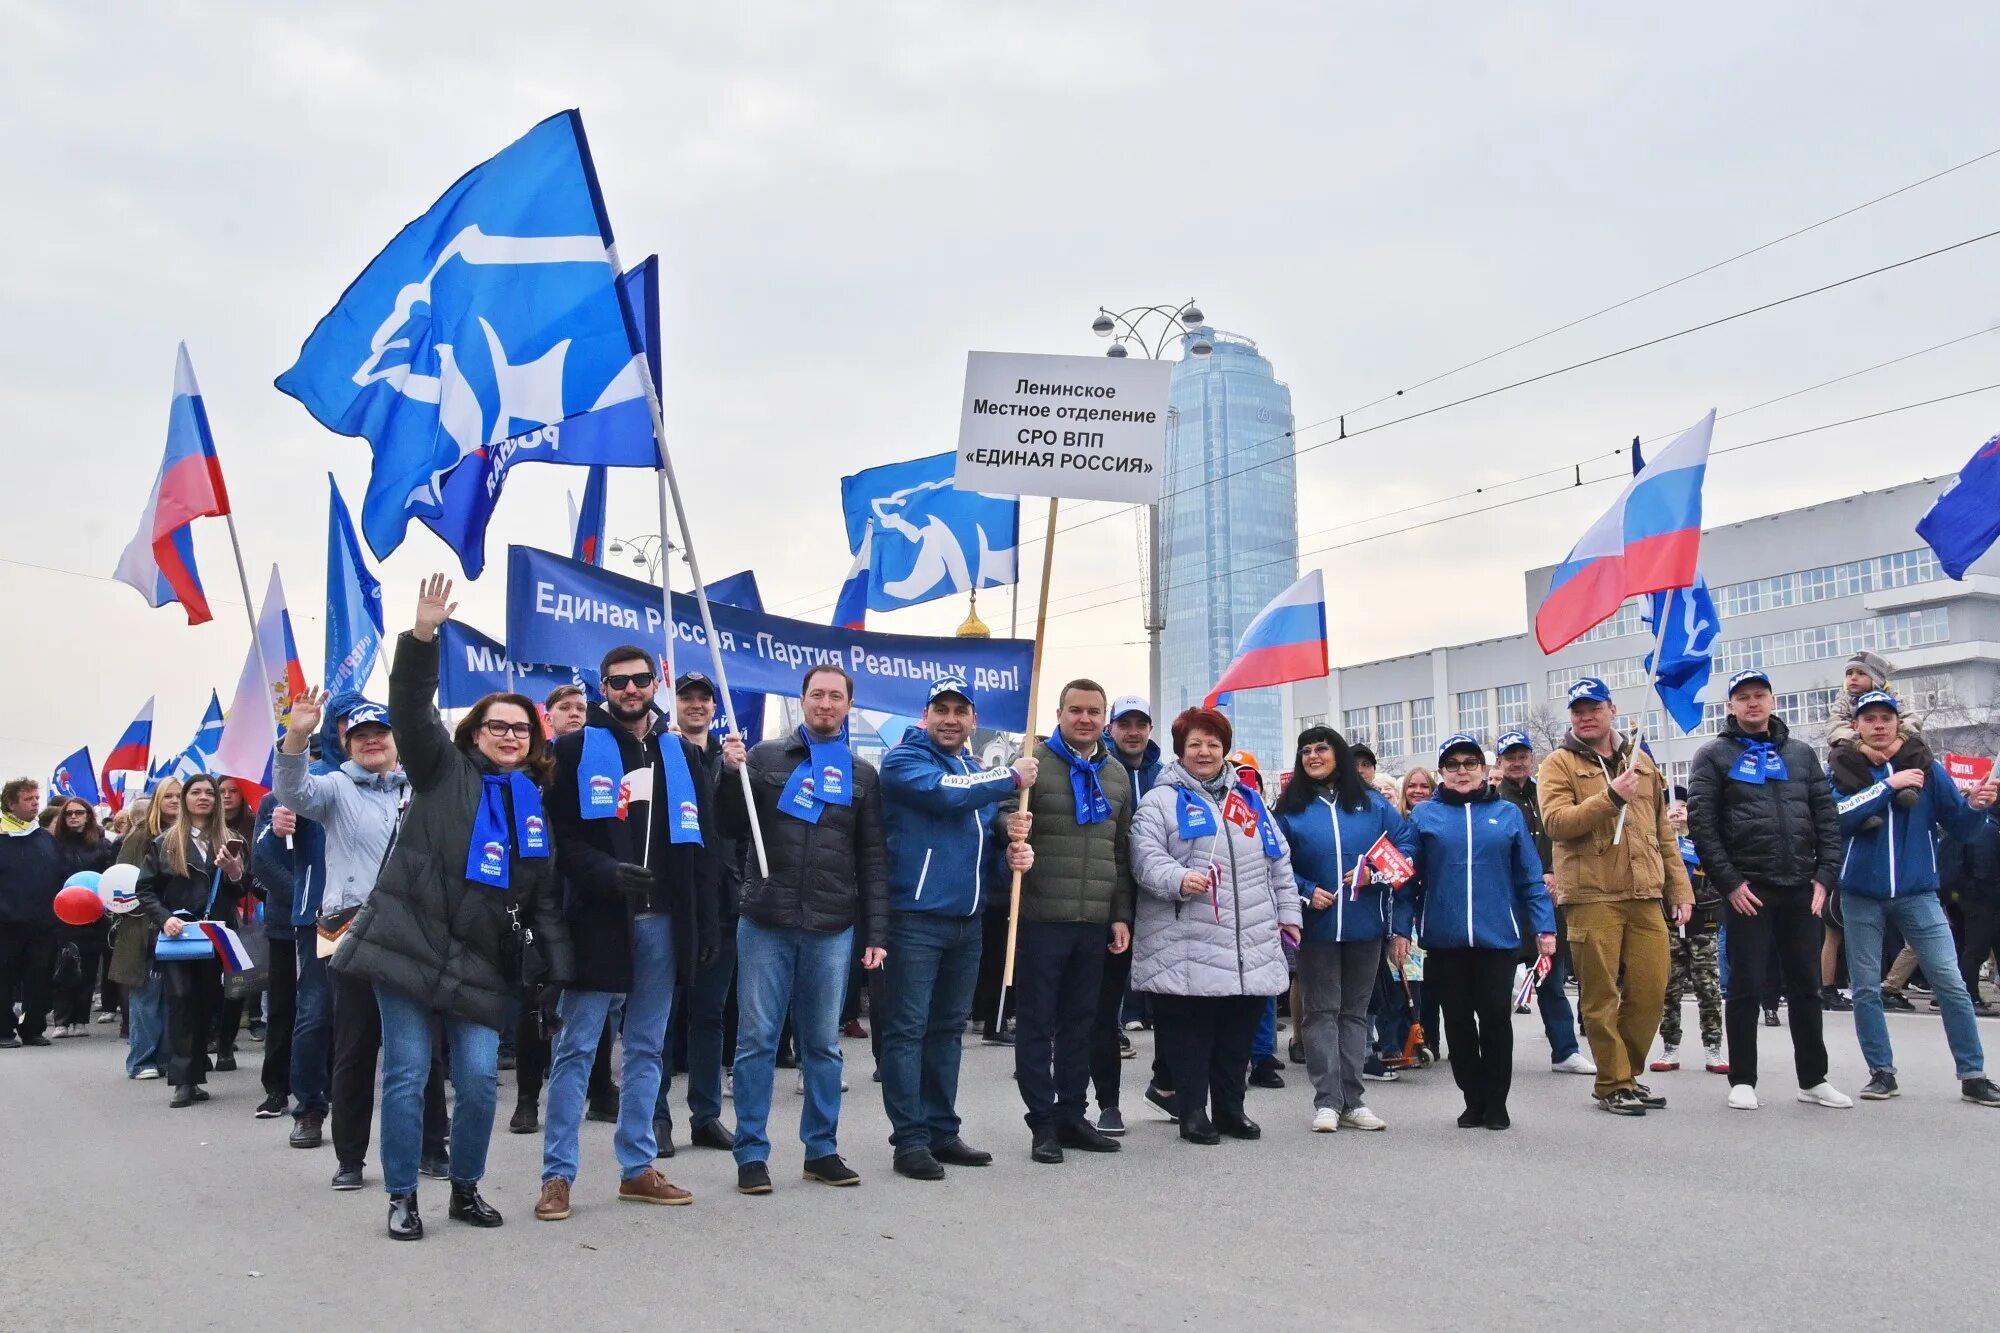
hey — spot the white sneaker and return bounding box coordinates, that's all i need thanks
[1311,1107,1339,1133]
[1551,1052,1596,1075]
[1703,1045,1727,1073]
[132,1068,163,1080]
[794,1070,804,1095]
[723,1070,733,1100]
[1797,1082,1853,1109]
[95,1012,117,1024]
[1339,1106,1387,1131]
[49,1025,71,1040]
[1727,1084,1759,1110]
[1122,1020,1144,1032]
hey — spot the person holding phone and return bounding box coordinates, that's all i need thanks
[1391,734,1556,1131]
[135,774,245,1107]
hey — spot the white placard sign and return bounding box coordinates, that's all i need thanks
[954,351,1173,503]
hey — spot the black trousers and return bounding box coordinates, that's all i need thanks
[1089,945,1133,1111]
[1150,993,1262,1125]
[260,935,297,1100]
[1961,900,2000,1004]
[330,967,446,1168]
[972,907,1017,1034]
[0,924,56,1041]
[1425,947,1517,1116]
[161,958,220,1088]
[1724,884,1826,1090]
[52,942,104,1026]
[1012,920,1105,1131]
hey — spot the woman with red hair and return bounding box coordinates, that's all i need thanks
[1128,708,1301,1144]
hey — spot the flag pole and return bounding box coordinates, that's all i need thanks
[655,471,678,685]
[1002,497,1060,987]
[1614,606,1668,846]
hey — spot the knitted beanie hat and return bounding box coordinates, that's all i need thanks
[1844,650,1891,688]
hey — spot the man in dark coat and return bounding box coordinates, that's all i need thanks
[0,779,63,1047]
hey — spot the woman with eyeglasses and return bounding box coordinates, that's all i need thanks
[1391,734,1555,1130]
[331,576,572,1240]
[1274,727,1415,1133]
[49,797,117,1038]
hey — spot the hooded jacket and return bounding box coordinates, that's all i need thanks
[878,726,1020,917]
[270,748,408,919]
[720,725,889,947]
[547,702,719,992]
[1394,785,1556,951]
[1537,733,1693,909]
[1006,736,1136,926]
[1129,761,1300,997]
[1115,739,1164,801]
[330,632,571,1029]
[1686,715,1842,893]
[1834,757,1997,900]
[1275,783,1414,944]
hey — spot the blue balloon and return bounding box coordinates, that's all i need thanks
[63,870,102,894]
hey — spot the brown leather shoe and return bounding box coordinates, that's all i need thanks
[534,1178,572,1221]
[617,1167,693,1206]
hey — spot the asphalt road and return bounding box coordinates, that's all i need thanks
[2,1000,1994,1331]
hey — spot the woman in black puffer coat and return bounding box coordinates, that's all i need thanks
[331,575,571,1241]
[49,798,117,1034]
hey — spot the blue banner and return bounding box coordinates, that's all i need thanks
[437,619,598,711]
[325,474,385,695]
[840,452,1018,613]
[506,546,1034,730]
[699,570,766,746]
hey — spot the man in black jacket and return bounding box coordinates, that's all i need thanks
[535,646,718,1221]
[720,664,890,1195]
[653,670,746,1153]
[1687,669,1852,1112]
[0,780,63,1048]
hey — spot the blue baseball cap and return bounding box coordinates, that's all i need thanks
[1565,677,1612,707]
[1854,689,1899,715]
[338,700,391,733]
[925,675,974,708]
[1496,729,1533,755]
[1438,732,1485,765]
[1727,669,1773,696]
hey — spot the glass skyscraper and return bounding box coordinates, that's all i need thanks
[1159,328,1298,772]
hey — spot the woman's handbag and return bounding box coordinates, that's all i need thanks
[153,871,223,963]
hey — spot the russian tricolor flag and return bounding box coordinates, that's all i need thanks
[833,522,872,630]
[195,921,256,974]
[214,567,308,809]
[1205,570,1329,707]
[113,345,231,626]
[99,698,154,813]
[1535,410,1715,654]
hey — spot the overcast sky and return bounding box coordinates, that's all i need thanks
[4,2,1997,780]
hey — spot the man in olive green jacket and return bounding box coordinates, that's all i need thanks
[1538,678,1693,1116]
[1004,680,1135,1163]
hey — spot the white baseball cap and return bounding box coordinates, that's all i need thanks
[1109,695,1151,723]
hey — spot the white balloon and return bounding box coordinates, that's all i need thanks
[98,862,141,915]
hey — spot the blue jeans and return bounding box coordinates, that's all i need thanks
[658,920,737,1132]
[1843,892,1986,1080]
[544,915,676,1184]
[1537,953,1579,1062]
[125,973,166,1076]
[374,984,500,1195]
[732,918,852,1165]
[877,911,982,1153]
[1253,996,1277,1061]
[290,939,332,1116]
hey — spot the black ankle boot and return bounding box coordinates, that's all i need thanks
[448,1182,503,1228]
[387,1192,423,1241]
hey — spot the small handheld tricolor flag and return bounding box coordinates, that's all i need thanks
[1204,569,1329,707]
[195,921,256,974]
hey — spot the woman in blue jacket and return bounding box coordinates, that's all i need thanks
[1391,733,1555,1130]
[1275,726,1414,1134]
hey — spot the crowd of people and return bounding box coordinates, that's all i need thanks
[5,592,2000,1238]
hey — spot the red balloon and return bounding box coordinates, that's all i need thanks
[54,884,105,927]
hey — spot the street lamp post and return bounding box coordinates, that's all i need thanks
[1090,300,1210,718]
[607,533,676,584]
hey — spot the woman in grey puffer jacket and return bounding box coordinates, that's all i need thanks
[1130,707,1301,1144]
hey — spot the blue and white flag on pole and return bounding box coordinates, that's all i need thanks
[1631,437,1719,734]
[153,690,224,789]
[50,747,101,807]
[275,111,657,576]
[1917,432,2000,579]
[326,474,384,695]
[839,452,1018,614]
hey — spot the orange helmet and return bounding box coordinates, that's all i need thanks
[1227,750,1261,776]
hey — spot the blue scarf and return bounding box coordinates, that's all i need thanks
[466,771,549,890]
[778,724,852,825]
[1047,730,1111,825]
[1677,835,1701,867]
[1175,787,1219,839]
[1730,737,1789,785]
[577,723,703,846]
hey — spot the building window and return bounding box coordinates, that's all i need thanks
[1495,684,1529,731]
[1455,690,1489,739]
[1666,760,1691,793]
[1714,608,1949,675]
[1572,598,1650,644]
[1548,656,1650,698]
[1297,713,1326,732]
[1710,547,1943,615]
[1904,674,1955,713]
[1375,702,1405,759]
[1343,708,1372,748]
[1410,697,1436,759]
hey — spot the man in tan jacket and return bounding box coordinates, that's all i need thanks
[1537,677,1694,1117]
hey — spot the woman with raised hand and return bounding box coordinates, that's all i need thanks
[329,576,571,1242]
[135,773,245,1107]
[1274,727,1415,1134]
[1391,734,1555,1131]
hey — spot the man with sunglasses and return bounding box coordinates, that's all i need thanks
[1537,677,1693,1117]
[537,646,719,1220]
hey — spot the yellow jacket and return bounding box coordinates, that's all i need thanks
[1535,735,1692,909]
